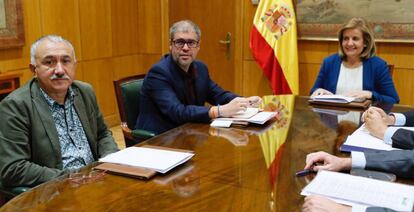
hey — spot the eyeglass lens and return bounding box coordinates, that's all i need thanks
[173,39,199,48]
[68,170,106,185]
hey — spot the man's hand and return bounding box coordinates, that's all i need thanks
[304,151,351,172]
[311,88,333,97]
[362,107,394,139]
[220,97,249,117]
[246,96,262,108]
[361,107,395,125]
[302,195,351,212]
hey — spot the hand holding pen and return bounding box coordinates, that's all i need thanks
[304,151,351,172]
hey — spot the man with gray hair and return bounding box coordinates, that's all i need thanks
[136,20,262,135]
[0,35,118,187]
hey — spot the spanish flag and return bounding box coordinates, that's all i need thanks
[250,0,299,95]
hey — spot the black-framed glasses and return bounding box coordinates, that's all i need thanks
[171,39,199,48]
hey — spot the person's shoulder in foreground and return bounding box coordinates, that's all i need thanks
[302,150,414,212]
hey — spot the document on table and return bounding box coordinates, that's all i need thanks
[232,108,260,119]
[310,94,358,103]
[340,124,413,152]
[99,146,194,174]
[215,111,277,125]
[301,171,414,212]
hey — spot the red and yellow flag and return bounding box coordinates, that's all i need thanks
[250,0,299,95]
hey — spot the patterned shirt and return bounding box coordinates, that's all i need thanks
[40,88,94,170]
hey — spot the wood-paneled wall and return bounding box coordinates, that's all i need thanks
[0,0,164,126]
[241,0,414,107]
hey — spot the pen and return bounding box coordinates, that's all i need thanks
[295,169,315,177]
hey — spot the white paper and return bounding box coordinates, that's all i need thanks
[344,124,413,151]
[232,107,259,119]
[210,120,232,128]
[310,94,356,103]
[301,171,414,211]
[247,112,276,124]
[99,147,194,174]
[215,111,277,125]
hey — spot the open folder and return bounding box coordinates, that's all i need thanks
[340,124,413,152]
[94,145,194,179]
[213,108,277,125]
[308,95,371,109]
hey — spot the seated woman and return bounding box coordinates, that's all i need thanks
[310,17,399,104]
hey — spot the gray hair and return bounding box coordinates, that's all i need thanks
[169,20,201,41]
[30,35,76,65]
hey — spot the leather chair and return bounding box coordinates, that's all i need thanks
[0,180,30,203]
[113,74,155,147]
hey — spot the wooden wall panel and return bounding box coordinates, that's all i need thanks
[391,68,414,105]
[112,54,161,80]
[298,41,331,64]
[79,0,112,60]
[112,55,141,80]
[242,61,272,97]
[111,0,139,56]
[81,59,116,117]
[298,63,320,95]
[377,43,414,69]
[138,0,162,54]
[40,0,82,59]
[0,0,41,73]
[243,0,255,60]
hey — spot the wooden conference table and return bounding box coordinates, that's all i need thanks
[2,95,413,211]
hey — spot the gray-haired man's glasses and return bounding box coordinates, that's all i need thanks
[172,39,199,48]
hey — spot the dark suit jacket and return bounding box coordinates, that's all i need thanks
[364,149,414,179]
[136,54,238,134]
[364,148,414,211]
[366,207,397,212]
[310,54,399,103]
[392,111,414,149]
[0,79,118,187]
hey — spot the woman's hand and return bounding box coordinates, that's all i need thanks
[311,88,333,97]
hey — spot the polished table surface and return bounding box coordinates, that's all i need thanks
[2,96,413,212]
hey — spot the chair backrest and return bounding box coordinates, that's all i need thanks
[387,64,394,77]
[113,74,146,129]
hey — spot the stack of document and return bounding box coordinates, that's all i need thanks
[212,108,277,127]
[301,171,414,211]
[340,124,414,152]
[231,108,260,119]
[310,95,358,103]
[99,146,194,174]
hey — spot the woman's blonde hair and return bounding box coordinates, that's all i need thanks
[338,17,376,60]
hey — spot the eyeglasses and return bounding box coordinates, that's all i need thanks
[171,39,199,48]
[68,170,106,186]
